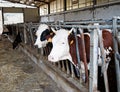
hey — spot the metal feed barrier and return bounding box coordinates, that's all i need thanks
[6,17,120,92]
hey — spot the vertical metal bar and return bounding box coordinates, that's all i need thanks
[113,17,120,92]
[73,28,81,67]
[73,28,82,82]
[89,29,98,92]
[66,60,70,75]
[29,24,34,46]
[71,63,75,78]
[58,62,61,69]
[79,28,89,83]
[62,61,65,71]
[24,23,27,44]
[97,28,109,92]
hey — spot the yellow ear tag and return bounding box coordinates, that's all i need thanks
[70,40,74,45]
[50,32,53,35]
[48,38,52,42]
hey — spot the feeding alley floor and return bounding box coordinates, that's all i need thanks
[0,36,62,92]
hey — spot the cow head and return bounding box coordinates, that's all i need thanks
[34,24,54,48]
[48,28,73,62]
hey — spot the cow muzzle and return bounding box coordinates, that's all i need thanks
[48,55,58,62]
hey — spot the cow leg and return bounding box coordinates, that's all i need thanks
[80,61,90,82]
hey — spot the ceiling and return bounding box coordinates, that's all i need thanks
[5,0,55,7]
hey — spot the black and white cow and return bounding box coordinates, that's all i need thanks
[34,24,55,48]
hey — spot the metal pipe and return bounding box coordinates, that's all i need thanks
[113,17,120,92]
[116,52,120,61]
[66,60,70,75]
[97,28,109,92]
[89,28,98,92]
[79,28,89,83]
[49,24,120,30]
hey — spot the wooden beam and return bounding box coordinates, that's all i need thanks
[34,0,49,4]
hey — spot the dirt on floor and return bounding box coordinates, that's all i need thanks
[0,36,62,92]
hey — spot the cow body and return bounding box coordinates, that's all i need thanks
[48,29,90,67]
[98,29,113,68]
[12,32,22,49]
[48,28,114,72]
[34,24,54,48]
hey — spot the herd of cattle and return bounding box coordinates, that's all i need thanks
[1,24,117,76]
[0,23,119,91]
[34,24,115,82]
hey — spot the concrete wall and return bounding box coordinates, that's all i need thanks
[24,8,39,23]
[40,3,120,22]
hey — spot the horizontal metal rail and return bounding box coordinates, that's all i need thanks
[49,24,120,30]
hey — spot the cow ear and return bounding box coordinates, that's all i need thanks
[51,27,56,34]
[69,28,74,35]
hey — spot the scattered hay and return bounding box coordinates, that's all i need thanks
[0,37,62,92]
[0,64,29,92]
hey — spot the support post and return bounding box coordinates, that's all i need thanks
[113,17,120,92]
[89,28,98,92]
[24,23,27,44]
[97,28,109,92]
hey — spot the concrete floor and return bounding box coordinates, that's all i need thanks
[0,36,62,92]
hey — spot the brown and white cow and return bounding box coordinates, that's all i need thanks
[48,28,114,82]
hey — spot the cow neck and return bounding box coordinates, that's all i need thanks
[68,33,90,66]
[102,29,113,49]
[68,34,81,66]
[102,29,114,60]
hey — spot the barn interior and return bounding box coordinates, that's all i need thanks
[0,0,120,92]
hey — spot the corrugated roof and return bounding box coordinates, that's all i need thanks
[0,0,36,8]
[4,0,55,8]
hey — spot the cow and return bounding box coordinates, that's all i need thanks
[48,28,114,82]
[34,24,55,48]
[48,28,90,81]
[12,32,22,49]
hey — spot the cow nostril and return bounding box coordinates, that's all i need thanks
[51,57,54,60]
[34,44,37,47]
[48,55,54,61]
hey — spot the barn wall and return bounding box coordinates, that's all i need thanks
[95,4,120,20]
[3,8,39,23]
[24,8,39,23]
[40,3,120,22]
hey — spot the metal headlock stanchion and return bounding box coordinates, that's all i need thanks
[97,27,109,92]
[49,19,120,92]
[88,26,98,92]
[112,17,120,92]
[78,28,89,84]
[21,18,120,92]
